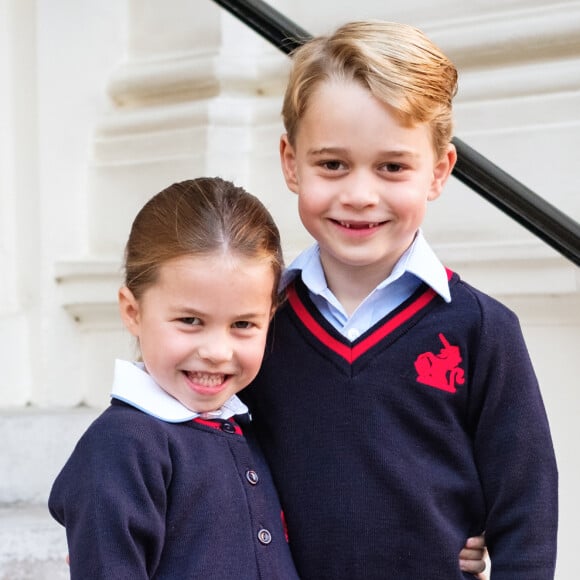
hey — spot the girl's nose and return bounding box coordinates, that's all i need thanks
[197,333,233,363]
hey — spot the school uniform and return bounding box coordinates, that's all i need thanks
[49,360,299,580]
[242,232,558,580]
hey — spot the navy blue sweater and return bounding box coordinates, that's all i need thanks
[243,272,558,579]
[49,401,299,579]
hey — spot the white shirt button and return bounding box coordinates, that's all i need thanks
[347,328,360,341]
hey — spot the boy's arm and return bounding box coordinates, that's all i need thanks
[469,300,558,579]
[48,415,169,579]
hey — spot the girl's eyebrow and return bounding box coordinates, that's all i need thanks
[173,306,266,320]
[172,305,202,315]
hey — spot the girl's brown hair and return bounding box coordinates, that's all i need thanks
[124,177,284,306]
[282,20,458,158]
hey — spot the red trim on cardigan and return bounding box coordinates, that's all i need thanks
[193,417,243,435]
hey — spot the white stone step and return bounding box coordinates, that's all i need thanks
[0,409,100,579]
[0,504,69,580]
[0,408,100,504]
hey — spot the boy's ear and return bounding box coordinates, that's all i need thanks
[279,134,300,194]
[118,286,141,337]
[428,143,457,201]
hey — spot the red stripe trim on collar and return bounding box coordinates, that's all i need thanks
[193,417,243,435]
[287,269,452,364]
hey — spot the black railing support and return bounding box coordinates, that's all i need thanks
[212,0,580,266]
[213,0,309,54]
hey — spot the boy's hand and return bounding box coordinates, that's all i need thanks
[459,535,489,579]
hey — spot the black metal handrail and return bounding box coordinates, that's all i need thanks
[212,0,580,266]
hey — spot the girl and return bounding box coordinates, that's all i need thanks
[49,177,299,579]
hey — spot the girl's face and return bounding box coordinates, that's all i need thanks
[119,253,275,414]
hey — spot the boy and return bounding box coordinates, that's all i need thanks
[242,20,558,579]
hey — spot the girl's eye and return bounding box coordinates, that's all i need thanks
[384,163,403,173]
[232,321,254,329]
[180,317,201,326]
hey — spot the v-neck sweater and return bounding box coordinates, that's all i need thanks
[242,272,558,580]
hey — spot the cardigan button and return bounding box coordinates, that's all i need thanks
[246,470,259,485]
[257,528,272,545]
[221,422,236,434]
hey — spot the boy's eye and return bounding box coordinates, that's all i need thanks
[180,317,201,326]
[232,321,254,329]
[321,160,344,171]
[384,163,403,172]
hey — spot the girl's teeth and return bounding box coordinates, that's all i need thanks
[188,372,225,387]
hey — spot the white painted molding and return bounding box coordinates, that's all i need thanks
[434,240,580,296]
[430,2,580,68]
[106,50,289,107]
[457,57,580,101]
[55,260,123,331]
[426,3,580,101]
[104,4,580,109]
[107,51,220,106]
[90,94,284,174]
[500,292,580,326]
[94,94,282,138]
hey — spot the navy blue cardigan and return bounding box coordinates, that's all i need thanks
[49,401,299,579]
[243,272,558,579]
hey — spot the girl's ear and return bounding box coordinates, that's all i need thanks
[428,143,457,201]
[118,286,141,337]
[279,134,300,194]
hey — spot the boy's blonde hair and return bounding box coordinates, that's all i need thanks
[282,20,458,158]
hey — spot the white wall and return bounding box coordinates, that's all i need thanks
[0,0,577,577]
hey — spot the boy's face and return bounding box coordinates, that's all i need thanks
[280,79,456,282]
[118,254,274,414]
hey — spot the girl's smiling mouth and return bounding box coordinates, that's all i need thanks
[184,370,230,391]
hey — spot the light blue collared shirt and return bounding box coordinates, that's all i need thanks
[281,230,451,341]
[111,359,249,423]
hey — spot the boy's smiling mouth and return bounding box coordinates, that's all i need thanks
[336,220,385,230]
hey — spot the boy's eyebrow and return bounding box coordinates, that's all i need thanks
[307,146,347,156]
[307,146,419,158]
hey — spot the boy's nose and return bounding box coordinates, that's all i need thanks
[339,174,379,208]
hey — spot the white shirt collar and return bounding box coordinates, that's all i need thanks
[393,231,451,303]
[281,230,451,303]
[111,359,248,424]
